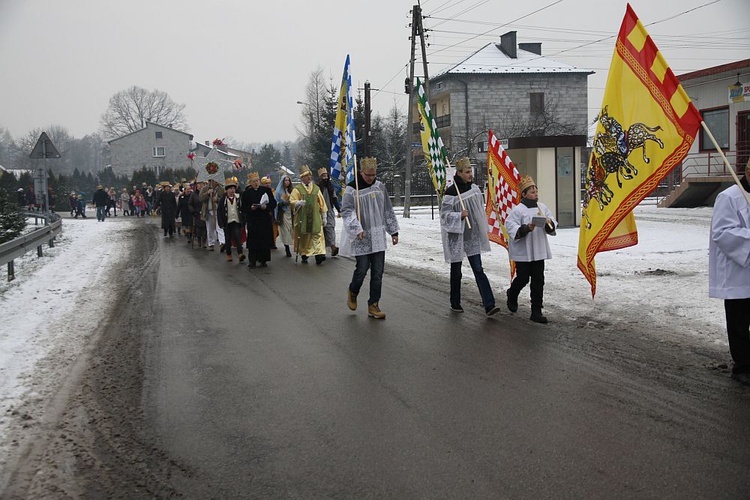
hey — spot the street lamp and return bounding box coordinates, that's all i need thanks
[296,100,314,136]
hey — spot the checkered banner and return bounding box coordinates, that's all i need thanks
[415,78,448,198]
[485,129,520,277]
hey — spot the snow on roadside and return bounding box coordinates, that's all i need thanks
[0,217,135,473]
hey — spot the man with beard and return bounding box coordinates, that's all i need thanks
[317,167,341,257]
[241,172,277,268]
[290,165,328,265]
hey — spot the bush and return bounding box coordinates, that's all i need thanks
[0,189,26,244]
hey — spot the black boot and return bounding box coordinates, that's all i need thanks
[530,307,548,324]
[285,245,292,257]
[506,289,518,313]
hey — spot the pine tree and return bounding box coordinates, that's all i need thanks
[0,189,26,244]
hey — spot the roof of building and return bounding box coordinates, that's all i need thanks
[677,59,750,82]
[107,121,194,144]
[436,42,593,77]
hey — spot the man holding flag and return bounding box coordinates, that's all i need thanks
[440,157,499,316]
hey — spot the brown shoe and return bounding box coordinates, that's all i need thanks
[226,254,233,262]
[209,245,214,251]
[331,245,339,257]
[347,289,357,311]
[367,302,385,319]
[239,253,246,262]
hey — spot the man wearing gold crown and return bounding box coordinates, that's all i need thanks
[440,157,500,316]
[290,165,328,264]
[241,172,277,268]
[505,175,557,323]
[340,157,399,319]
[218,176,245,263]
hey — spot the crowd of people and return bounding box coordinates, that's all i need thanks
[54,157,750,385]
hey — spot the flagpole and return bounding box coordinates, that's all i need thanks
[701,121,750,205]
[445,157,471,229]
[353,154,360,220]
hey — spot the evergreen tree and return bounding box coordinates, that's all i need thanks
[0,189,26,244]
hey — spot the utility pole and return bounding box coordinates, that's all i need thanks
[364,81,371,157]
[403,2,430,218]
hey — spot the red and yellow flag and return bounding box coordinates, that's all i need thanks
[577,4,701,297]
[485,129,521,279]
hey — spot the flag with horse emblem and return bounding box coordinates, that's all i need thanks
[577,4,701,297]
[485,129,521,279]
[415,77,449,198]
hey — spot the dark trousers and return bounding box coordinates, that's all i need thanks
[508,260,545,309]
[726,298,750,374]
[248,249,270,264]
[450,254,495,311]
[224,222,243,254]
[349,251,385,306]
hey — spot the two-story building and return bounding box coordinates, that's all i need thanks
[417,31,592,226]
[108,121,194,177]
[658,59,750,207]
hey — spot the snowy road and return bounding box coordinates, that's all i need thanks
[1,207,749,497]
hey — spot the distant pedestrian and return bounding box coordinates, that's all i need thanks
[218,177,246,263]
[317,167,341,257]
[155,183,177,237]
[709,161,750,386]
[274,175,295,257]
[92,185,109,222]
[242,172,277,268]
[290,165,327,265]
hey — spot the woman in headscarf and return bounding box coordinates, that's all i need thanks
[274,175,295,257]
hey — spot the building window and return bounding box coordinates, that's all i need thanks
[155,131,163,139]
[530,93,545,117]
[700,107,729,151]
[153,147,165,157]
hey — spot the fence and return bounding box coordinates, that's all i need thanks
[0,212,62,281]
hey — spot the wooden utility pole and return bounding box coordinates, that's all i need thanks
[364,81,372,157]
[403,2,430,218]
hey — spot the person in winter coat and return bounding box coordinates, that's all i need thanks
[92,185,109,222]
[177,185,193,242]
[440,157,500,316]
[241,172,277,268]
[709,161,750,386]
[340,157,399,320]
[505,175,557,324]
[317,167,341,257]
[217,177,245,262]
[155,183,178,237]
[189,182,207,248]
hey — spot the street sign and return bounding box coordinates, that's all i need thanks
[29,132,61,159]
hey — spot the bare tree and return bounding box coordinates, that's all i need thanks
[100,86,188,139]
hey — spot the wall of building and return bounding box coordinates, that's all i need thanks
[431,72,589,150]
[109,124,193,177]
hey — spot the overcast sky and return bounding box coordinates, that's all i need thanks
[0,0,748,147]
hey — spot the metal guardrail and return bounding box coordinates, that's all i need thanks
[0,211,62,281]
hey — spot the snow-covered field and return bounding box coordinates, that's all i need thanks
[0,203,727,473]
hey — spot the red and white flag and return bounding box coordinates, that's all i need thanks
[485,129,521,278]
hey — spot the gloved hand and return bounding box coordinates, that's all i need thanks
[295,200,306,208]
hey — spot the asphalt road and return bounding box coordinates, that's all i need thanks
[141,227,750,498]
[4,220,749,499]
